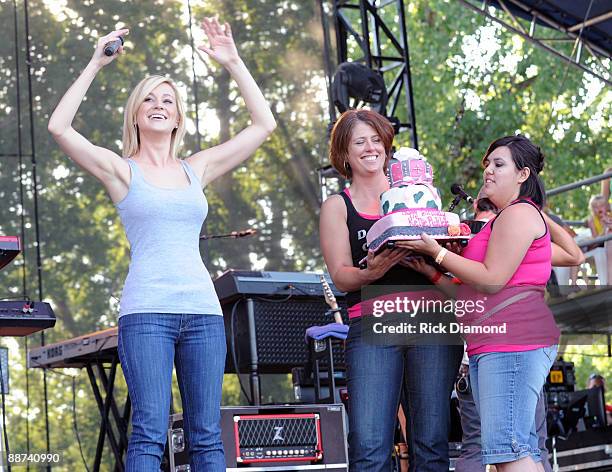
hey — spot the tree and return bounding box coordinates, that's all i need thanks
[0,0,609,468]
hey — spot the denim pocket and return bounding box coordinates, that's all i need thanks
[542,344,558,365]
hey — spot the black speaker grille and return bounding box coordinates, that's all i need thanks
[237,416,318,447]
[253,299,347,370]
[223,297,348,373]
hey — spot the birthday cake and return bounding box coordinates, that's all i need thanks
[366,147,471,253]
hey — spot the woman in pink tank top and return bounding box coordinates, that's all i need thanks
[398,135,581,471]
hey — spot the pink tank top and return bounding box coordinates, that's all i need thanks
[460,199,559,355]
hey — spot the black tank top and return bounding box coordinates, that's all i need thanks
[338,190,431,308]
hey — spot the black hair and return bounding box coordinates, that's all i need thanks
[483,135,546,208]
[476,197,498,214]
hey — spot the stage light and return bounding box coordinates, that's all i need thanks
[331,62,388,114]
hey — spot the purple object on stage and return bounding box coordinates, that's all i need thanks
[305,322,349,344]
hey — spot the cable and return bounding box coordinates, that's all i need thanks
[23,337,30,472]
[230,298,253,404]
[186,0,202,153]
[560,352,611,358]
[254,293,295,303]
[41,370,89,470]
[185,0,211,267]
[11,0,27,303]
[0,356,11,472]
[253,285,297,303]
[71,377,90,472]
[22,1,51,468]
[286,284,314,297]
[12,0,32,466]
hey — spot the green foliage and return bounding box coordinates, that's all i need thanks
[397,1,611,219]
[559,341,612,404]
[0,0,609,469]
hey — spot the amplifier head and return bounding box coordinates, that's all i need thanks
[234,413,322,464]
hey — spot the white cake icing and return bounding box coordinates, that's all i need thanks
[380,147,443,215]
[380,184,442,215]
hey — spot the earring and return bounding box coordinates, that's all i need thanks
[344,161,351,174]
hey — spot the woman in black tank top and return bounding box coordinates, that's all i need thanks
[320,110,462,472]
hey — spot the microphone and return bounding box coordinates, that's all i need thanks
[450,183,474,204]
[103,36,124,56]
[230,229,257,238]
[199,228,258,240]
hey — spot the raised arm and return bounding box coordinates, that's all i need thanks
[186,18,276,187]
[47,29,130,203]
[320,195,408,292]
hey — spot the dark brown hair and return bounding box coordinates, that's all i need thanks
[476,197,498,214]
[329,109,395,179]
[482,135,546,207]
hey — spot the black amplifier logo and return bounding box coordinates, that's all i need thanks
[234,413,323,464]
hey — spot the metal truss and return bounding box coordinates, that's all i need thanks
[319,0,419,148]
[458,0,611,87]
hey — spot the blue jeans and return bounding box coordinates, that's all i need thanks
[456,371,552,472]
[469,346,557,465]
[118,313,226,472]
[455,376,483,472]
[346,318,463,472]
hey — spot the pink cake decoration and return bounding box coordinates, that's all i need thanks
[363,147,471,255]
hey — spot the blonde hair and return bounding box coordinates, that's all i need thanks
[589,194,607,212]
[122,75,187,159]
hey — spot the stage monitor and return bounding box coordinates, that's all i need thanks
[547,387,608,438]
[584,386,607,429]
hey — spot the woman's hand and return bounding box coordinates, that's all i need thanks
[399,255,438,279]
[444,241,463,255]
[364,247,411,281]
[90,29,128,69]
[199,17,240,67]
[395,233,442,258]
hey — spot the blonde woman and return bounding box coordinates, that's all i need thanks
[48,18,275,471]
[587,194,612,284]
